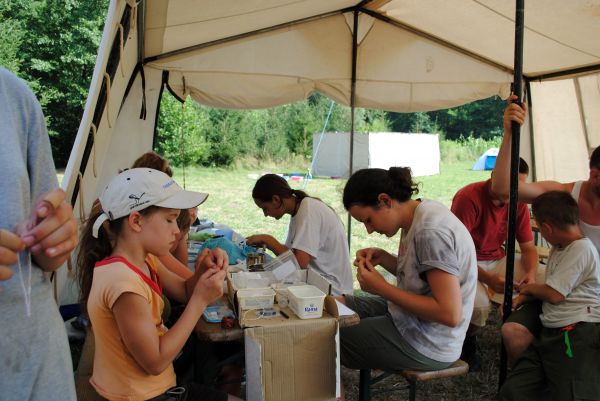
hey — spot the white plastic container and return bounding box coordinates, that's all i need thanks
[237,288,276,310]
[288,285,326,319]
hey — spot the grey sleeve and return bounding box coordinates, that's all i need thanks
[25,87,59,201]
[414,229,460,277]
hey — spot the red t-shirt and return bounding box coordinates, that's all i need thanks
[451,180,533,261]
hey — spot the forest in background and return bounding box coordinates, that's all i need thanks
[1,0,505,168]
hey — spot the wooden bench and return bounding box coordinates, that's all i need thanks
[358,360,469,401]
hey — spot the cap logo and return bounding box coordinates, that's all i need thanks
[128,192,149,210]
[163,180,176,189]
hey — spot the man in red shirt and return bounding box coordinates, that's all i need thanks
[451,158,540,370]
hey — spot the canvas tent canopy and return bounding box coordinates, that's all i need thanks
[312,132,440,178]
[472,148,499,171]
[57,0,600,305]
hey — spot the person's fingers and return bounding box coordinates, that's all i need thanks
[0,229,25,253]
[35,189,66,219]
[21,201,74,248]
[21,189,67,233]
[29,213,77,255]
[356,265,363,282]
[0,265,13,281]
[194,248,211,272]
[213,248,228,268]
[42,233,78,259]
[199,266,221,281]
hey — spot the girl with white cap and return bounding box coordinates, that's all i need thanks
[77,168,242,401]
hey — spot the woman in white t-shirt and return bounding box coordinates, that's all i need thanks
[246,174,353,295]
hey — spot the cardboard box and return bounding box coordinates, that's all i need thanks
[226,268,346,400]
[244,312,339,401]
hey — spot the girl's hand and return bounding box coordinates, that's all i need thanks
[195,248,229,274]
[191,267,227,307]
[0,229,26,281]
[354,247,382,270]
[356,264,388,295]
[18,189,78,271]
[246,234,272,247]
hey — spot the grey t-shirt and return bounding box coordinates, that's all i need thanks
[0,67,76,401]
[388,199,477,363]
[541,238,600,328]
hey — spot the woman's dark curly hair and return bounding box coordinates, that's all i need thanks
[343,167,419,210]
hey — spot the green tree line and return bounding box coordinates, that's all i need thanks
[1,0,505,168]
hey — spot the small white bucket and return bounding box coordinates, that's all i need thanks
[237,288,276,310]
[288,285,326,319]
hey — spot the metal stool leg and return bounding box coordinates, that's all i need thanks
[408,379,417,401]
[358,369,371,401]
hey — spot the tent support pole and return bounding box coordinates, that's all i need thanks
[347,9,359,250]
[525,80,537,182]
[499,0,525,388]
[574,78,593,155]
[528,63,600,82]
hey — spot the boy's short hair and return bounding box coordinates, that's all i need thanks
[532,191,579,229]
[518,157,529,175]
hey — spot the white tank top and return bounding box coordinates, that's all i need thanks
[571,181,600,255]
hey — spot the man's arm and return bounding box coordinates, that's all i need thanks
[478,265,505,293]
[490,99,572,203]
[518,240,539,285]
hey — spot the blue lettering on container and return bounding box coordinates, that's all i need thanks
[304,304,319,313]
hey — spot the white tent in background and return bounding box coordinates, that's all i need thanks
[57,0,600,305]
[472,148,499,171]
[312,132,440,178]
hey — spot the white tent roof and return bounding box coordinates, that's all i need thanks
[142,0,600,111]
[57,0,600,304]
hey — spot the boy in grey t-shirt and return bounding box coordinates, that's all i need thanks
[499,191,600,401]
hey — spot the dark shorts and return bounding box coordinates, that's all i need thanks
[499,322,600,401]
[505,301,543,338]
[340,295,451,371]
[146,383,227,401]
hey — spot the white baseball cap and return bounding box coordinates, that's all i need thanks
[92,168,208,238]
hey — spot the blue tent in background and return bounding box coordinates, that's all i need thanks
[472,148,499,171]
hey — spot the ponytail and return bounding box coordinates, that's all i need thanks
[343,167,419,209]
[77,200,123,312]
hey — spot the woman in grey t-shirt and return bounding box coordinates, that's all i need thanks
[339,167,477,384]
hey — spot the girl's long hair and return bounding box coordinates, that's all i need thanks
[77,200,156,312]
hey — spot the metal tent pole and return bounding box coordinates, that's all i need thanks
[347,9,359,249]
[499,0,525,387]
